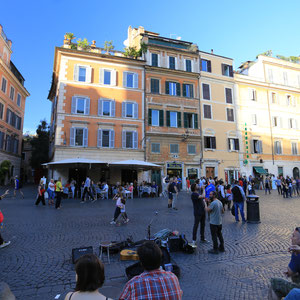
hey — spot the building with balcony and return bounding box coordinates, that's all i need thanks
[0,25,30,181]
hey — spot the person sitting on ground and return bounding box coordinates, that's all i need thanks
[64,253,111,300]
[119,241,182,299]
[268,227,300,300]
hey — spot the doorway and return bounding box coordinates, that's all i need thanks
[293,167,299,179]
[121,169,137,185]
[69,168,87,197]
[206,167,215,178]
[151,170,161,186]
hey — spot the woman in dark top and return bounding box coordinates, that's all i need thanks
[191,183,207,246]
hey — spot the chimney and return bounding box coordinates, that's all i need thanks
[211,49,214,54]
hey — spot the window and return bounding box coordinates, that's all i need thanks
[185,59,192,72]
[78,67,87,82]
[123,72,138,89]
[5,135,11,152]
[122,131,138,149]
[151,53,158,67]
[15,115,21,130]
[166,111,181,128]
[0,102,3,119]
[274,141,282,155]
[272,116,280,128]
[71,97,90,115]
[165,81,180,96]
[0,131,4,150]
[9,86,15,101]
[204,136,216,149]
[98,99,115,117]
[99,69,116,86]
[151,143,160,153]
[201,59,211,72]
[6,108,12,124]
[17,93,21,106]
[182,84,194,98]
[148,109,164,126]
[170,111,178,127]
[225,88,233,104]
[70,127,88,147]
[104,70,111,85]
[286,95,295,106]
[289,118,297,129]
[268,69,273,83]
[203,104,212,119]
[292,142,298,155]
[97,129,114,148]
[169,56,176,69]
[249,89,256,101]
[74,65,91,83]
[187,144,196,154]
[202,83,210,100]
[184,113,198,129]
[271,92,276,104]
[150,79,159,94]
[151,109,159,126]
[252,114,257,126]
[228,138,239,151]
[222,64,233,77]
[283,72,288,85]
[170,144,179,154]
[122,102,138,118]
[1,77,7,93]
[226,108,234,122]
[253,139,263,154]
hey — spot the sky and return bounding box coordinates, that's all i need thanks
[1,0,300,134]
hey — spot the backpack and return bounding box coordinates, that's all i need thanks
[231,186,244,202]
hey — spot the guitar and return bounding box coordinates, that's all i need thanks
[120,249,139,261]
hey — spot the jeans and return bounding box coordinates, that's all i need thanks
[209,224,224,251]
[82,187,94,201]
[192,214,206,241]
[55,192,62,209]
[234,202,246,222]
[47,189,55,200]
[172,193,177,208]
[265,186,271,194]
[277,185,282,195]
[289,187,293,197]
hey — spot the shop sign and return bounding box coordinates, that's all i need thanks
[167,163,182,169]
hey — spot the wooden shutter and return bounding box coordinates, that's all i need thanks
[134,103,138,119]
[177,112,182,128]
[111,70,117,86]
[122,102,126,117]
[194,114,198,129]
[123,72,127,87]
[70,128,75,146]
[109,130,115,148]
[203,84,210,100]
[176,83,181,96]
[148,109,152,125]
[234,139,239,151]
[166,111,170,127]
[133,131,138,149]
[159,110,164,126]
[229,66,233,77]
[122,131,126,148]
[228,138,231,150]
[207,60,212,73]
[184,112,188,128]
[97,129,102,147]
[221,64,225,75]
[133,73,138,89]
[211,137,216,149]
[226,88,232,103]
[86,66,92,83]
[71,97,77,114]
[165,81,170,94]
[111,100,115,117]
[74,64,79,81]
[99,68,104,84]
[84,98,90,115]
[151,79,155,93]
[182,84,186,97]
[98,99,103,116]
[83,128,88,147]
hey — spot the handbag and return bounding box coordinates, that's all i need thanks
[44,191,49,199]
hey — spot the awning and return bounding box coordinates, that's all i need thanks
[109,160,161,169]
[42,158,107,166]
[253,166,267,174]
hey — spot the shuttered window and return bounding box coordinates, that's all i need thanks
[225,88,233,104]
[226,108,234,122]
[202,84,210,100]
[123,72,138,88]
[228,138,239,151]
[170,144,179,153]
[184,113,198,129]
[70,128,88,147]
[1,77,7,93]
[222,64,233,77]
[169,56,176,69]
[122,131,138,149]
[151,79,159,94]
[151,143,160,153]
[185,60,192,72]
[165,81,180,96]
[201,59,211,72]
[204,136,216,149]
[183,84,194,98]
[71,97,90,115]
[151,53,158,67]
[203,105,212,119]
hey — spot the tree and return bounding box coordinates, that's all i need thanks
[30,120,50,169]
[104,40,114,54]
[0,160,11,184]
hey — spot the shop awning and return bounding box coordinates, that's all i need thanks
[253,166,267,174]
[42,158,107,166]
[109,160,161,169]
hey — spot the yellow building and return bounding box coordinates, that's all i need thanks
[235,55,300,179]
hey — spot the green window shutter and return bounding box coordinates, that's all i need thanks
[207,61,212,73]
[148,109,152,125]
[194,114,198,129]
[166,111,170,127]
[165,81,169,94]
[177,112,182,128]
[212,137,216,149]
[182,84,186,97]
[176,83,181,96]
[184,112,188,128]
[190,84,194,98]
[159,110,164,126]
[151,79,154,93]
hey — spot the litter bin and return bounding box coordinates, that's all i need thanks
[246,195,260,223]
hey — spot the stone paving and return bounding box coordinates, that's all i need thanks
[0,186,299,300]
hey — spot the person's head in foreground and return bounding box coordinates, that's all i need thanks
[137,241,162,271]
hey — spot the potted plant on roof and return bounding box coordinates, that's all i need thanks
[138,42,148,59]
[104,40,114,55]
[64,33,75,48]
[77,38,89,51]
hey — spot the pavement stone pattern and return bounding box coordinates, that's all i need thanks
[0,186,299,300]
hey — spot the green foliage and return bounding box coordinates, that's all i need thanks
[65,33,75,40]
[276,54,290,61]
[30,120,50,169]
[124,46,140,59]
[139,42,148,55]
[0,160,11,184]
[70,44,77,50]
[77,38,89,49]
[104,40,114,54]
[256,50,272,59]
[290,56,300,63]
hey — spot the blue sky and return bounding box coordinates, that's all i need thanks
[1,0,300,133]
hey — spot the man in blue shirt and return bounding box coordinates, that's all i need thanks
[14,175,24,199]
[205,181,216,199]
[269,228,300,299]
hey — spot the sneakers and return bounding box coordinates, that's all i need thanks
[0,241,11,249]
[218,247,225,252]
[208,249,219,254]
[126,219,130,223]
[200,239,209,243]
[110,220,116,225]
[191,240,196,246]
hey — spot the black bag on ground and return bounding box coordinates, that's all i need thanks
[167,236,183,252]
[72,246,93,264]
[180,234,195,254]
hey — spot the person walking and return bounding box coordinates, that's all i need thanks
[265,176,271,194]
[13,175,24,199]
[169,177,179,210]
[110,187,124,225]
[47,178,55,205]
[0,189,10,249]
[81,176,95,203]
[205,191,225,254]
[186,177,190,193]
[70,178,76,198]
[55,177,63,209]
[231,180,247,223]
[35,180,46,206]
[276,176,282,195]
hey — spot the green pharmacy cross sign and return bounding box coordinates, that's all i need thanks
[244,122,249,164]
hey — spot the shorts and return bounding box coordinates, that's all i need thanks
[168,192,173,200]
[271,277,300,298]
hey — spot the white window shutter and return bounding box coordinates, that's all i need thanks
[84,98,90,115]
[70,128,75,146]
[133,131,138,149]
[86,66,92,83]
[292,96,296,106]
[111,100,116,117]
[123,72,127,87]
[97,129,102,147]
[98,99,103,116]
[279,117,283,128]
[133,73,138,89]
[110,130,115,148]
[122,102,126,117]
[175,57,178,70]
[259,140,263,153]
[134,103,138,119]
[111,70,117,86]
[71,97,77,114]
[122,131,126,148]
[158,54,160,67]
[83,128,88,147]
[99,68,104,84]
[248,89,252,100]
[74,65,79,81]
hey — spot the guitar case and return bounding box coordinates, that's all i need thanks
[101,237,135,254]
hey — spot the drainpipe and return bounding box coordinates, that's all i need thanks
[198,66,204,177]
[143,60,147,162]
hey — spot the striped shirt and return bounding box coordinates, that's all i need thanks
[119,269,182,300]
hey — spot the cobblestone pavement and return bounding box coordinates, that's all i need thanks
[0,186,299,300]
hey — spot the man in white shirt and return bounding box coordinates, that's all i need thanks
[81,176,95,202]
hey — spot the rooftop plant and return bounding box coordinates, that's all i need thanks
[104,40,114,54]
[77,38,89,50]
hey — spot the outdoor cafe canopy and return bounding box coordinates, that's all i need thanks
[109,160,161,169]
[42,158,107,166]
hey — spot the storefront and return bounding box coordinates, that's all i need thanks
[224,169,240,184]
[166,162,183,178]
[187,168,198,180]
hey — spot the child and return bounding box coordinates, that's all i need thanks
[225,184,232,210]
[117,198,129,224]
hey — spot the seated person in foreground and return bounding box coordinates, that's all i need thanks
[268,227,300,299]
[65,254,111,300]
[119,241,182,300]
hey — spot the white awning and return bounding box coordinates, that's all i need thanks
[109,160,161,168]
[42,158,107,166]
